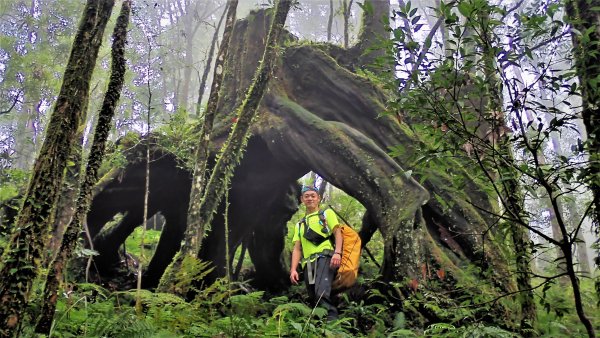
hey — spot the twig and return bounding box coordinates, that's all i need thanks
[501,0,526,21]
[0,90,23,115]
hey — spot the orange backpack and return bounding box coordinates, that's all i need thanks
[332,223,361,291]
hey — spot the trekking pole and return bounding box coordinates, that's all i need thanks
[327,204,382,270]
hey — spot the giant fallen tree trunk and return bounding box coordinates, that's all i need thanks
[87,1,515,309]
[204,5,506,285]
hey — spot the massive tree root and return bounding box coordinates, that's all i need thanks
[87,5,515,308]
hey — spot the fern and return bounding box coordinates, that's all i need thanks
[424,322,520,337]
[388,328,418,337]
[174,255,215,294]
[424,322,456,335]
[111,320,156,338]
[230,291,265,318]
[273,302,312,318]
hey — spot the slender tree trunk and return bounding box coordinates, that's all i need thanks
[397,1,416,65]
[565,1,600,317]
[158,0,240,293]
[327,0,334,42]
[181,19,194,111]
[0,1,115,335]
[477,7,537,334]
[159,0,293,294]
[34,2,129,333]
[168,0,239,275]
[341,0,353,48]
[14,100,38,170]
[196,3,228,116]
[137,31,153,314]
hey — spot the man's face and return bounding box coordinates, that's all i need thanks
[301,190,320,210]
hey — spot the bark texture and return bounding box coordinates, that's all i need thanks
[35,1,130,333]
[184,0,239,268]
[0,1,114,335]
[566,4,600,333]
[159,0,294,294]
[87,0,515,312]
[195,3,228,116]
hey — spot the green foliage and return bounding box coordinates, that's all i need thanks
[154,109,201,169]
[424,322,519,337]
[536,278,600,337]
[48,284,158,337]
[0,168,28,203]
[173,255,215,296]
[124,227,161,266]
[31,270,600,337]
[382,0,597,335]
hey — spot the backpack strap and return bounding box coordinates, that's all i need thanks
[298,217,307,239]
[318,208,330,233]
[319,208,335,247]
[298,209,333,246]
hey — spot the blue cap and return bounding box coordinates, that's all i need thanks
[301,185,318,194]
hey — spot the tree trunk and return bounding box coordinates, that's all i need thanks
[478,6,537,334]
[341,0,352,48]
[351,0,388,66]
[0,1,114,335]
[196,3,228,116]
[183,0,239,262]
[34,2,129,333]
[196,6,229,117]
[137,29,153,313]
[48,133,84,261]
[327,0,334,42]
[159,0,293,294]
[13,98,38,170]
[566,2,600,319]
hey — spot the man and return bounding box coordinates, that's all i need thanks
[290,185,343,321]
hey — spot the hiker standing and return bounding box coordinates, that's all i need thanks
[290,185,343,321]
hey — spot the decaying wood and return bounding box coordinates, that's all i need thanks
[87,1,515,314]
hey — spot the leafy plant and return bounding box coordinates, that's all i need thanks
[124,227,162,266]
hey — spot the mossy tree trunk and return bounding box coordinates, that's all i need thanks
[0,1,114,335]
[472,6,538,333]
[158,0,293,294]
[49,141,83,261]
[566,2,600,325]
[184,0,239,267]
[34,1,129,334]
[195,3,228,116]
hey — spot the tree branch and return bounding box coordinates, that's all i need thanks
[0,90,23,115]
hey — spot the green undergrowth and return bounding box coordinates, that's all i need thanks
[25,275,599,337]
[37,279,381,337]
[124,227,162,267]
[534,277,600,337]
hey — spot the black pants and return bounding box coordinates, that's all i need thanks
[304,255,338,321]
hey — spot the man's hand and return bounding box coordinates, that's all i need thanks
[290,270,299,285]
[330,253,341,268]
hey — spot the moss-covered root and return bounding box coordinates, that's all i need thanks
[261,94,429,280]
